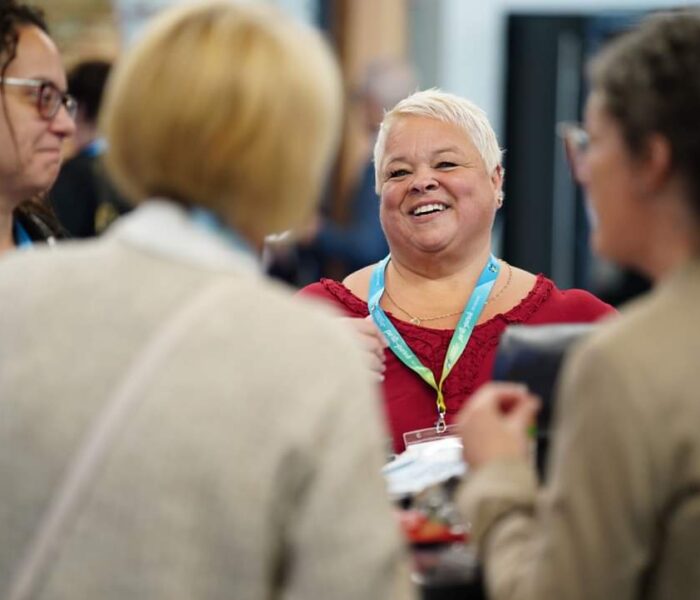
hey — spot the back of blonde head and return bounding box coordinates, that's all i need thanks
[373,89,503,193]
[101,0,342,243]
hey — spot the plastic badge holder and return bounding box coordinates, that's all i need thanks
[383,427,466,498]
[403,423,461,448]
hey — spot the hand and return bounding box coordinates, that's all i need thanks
[457,382,540,470]
[341,316,388,380]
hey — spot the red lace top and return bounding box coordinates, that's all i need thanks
[298,276,615,454]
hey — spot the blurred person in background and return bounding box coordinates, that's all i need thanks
[49,59,131,237]
[458,10,700,599]
[302,59,416,279]
[269,59,416,285]
[0,0,75,255]
[0,2,414,600]
[300,89,615,455]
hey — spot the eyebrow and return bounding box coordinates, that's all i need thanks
[384,146,463,165]
[27,75,68,91]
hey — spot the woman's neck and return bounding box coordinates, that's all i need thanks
[384,246,493,318]
[389,243,493,282]
[638,193,700,283]
[642,232,699,283]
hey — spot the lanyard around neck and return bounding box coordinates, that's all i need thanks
[13,220,33,249]
[190,207,256,259]
[368,254,500,432]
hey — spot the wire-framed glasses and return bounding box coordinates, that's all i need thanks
[556,121,589,182]
[0,77,77,120]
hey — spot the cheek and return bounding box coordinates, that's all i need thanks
[379,184,402,210]
[452,175,492,204]
[379,186,406,229]
[10,126,37,163]
[587,190,637,264]
[379,194,406,243]
[0,120,18,159]
[378,196,395,230]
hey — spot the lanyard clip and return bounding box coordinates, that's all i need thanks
[435,411,447,434]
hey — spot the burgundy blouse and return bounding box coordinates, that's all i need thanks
[298,275,615,454]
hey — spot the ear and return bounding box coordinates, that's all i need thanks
[639,134,673,197]
[491,165,504,207]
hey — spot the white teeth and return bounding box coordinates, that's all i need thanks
[412,203,446,216]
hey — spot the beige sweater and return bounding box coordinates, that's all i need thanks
[458,260,700,600]
[0,201,415,600]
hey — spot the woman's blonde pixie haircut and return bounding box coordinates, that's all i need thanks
[373,88,503,193]
[101,0,342,242]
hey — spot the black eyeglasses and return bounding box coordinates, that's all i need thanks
[0,77,77,120]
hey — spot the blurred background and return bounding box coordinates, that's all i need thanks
[36,0,698,304]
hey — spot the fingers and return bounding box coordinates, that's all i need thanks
[458,383,541,468]
[340,317,388,378]
[368,354,386,381]
[508,393,540,431]
[465,382,538,419]
[354,315,388,349]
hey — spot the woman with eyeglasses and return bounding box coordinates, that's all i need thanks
[0,0,75,255]
[0,2,415,599]
[457,10,700,599]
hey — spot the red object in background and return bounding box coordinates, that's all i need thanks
[397,509,468,545]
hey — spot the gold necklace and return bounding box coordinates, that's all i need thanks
[384,261,513,326]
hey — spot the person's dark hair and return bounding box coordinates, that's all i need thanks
[0,0,47,80]
[68,60,111,123]
[589,9,700,218]
[1,0,47,131]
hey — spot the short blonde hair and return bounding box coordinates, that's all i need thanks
[101,0,342,242]
[373,88,503,193]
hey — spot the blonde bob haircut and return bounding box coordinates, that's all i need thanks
[373,88,503,193]
[101,0,342,243]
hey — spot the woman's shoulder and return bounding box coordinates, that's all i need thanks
[297,273,369,317]
[342,265,374,300]
[529,275,616,323]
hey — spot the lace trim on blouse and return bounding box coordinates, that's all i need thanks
[317,275,553,401]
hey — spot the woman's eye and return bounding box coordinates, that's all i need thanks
[388,168,409,179]
[436,161,457,169]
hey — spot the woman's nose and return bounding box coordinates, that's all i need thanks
[410,167,438,193]
[49,104,77,138]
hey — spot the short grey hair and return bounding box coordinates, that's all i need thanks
[373,88,503,193]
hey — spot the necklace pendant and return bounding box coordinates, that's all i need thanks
[410,316,421,326]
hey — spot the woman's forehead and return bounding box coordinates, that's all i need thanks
[5,25,66,87]
[383,115,475,159]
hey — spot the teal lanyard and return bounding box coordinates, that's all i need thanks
[13,220,33,249]
[368,253,500,432]
[190,207,256,258]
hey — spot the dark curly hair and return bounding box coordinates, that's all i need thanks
[589,9,700,219]
[1,0,65,240]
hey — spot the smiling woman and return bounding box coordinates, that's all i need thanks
[0,0,74,255]
[300,89,616,454]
